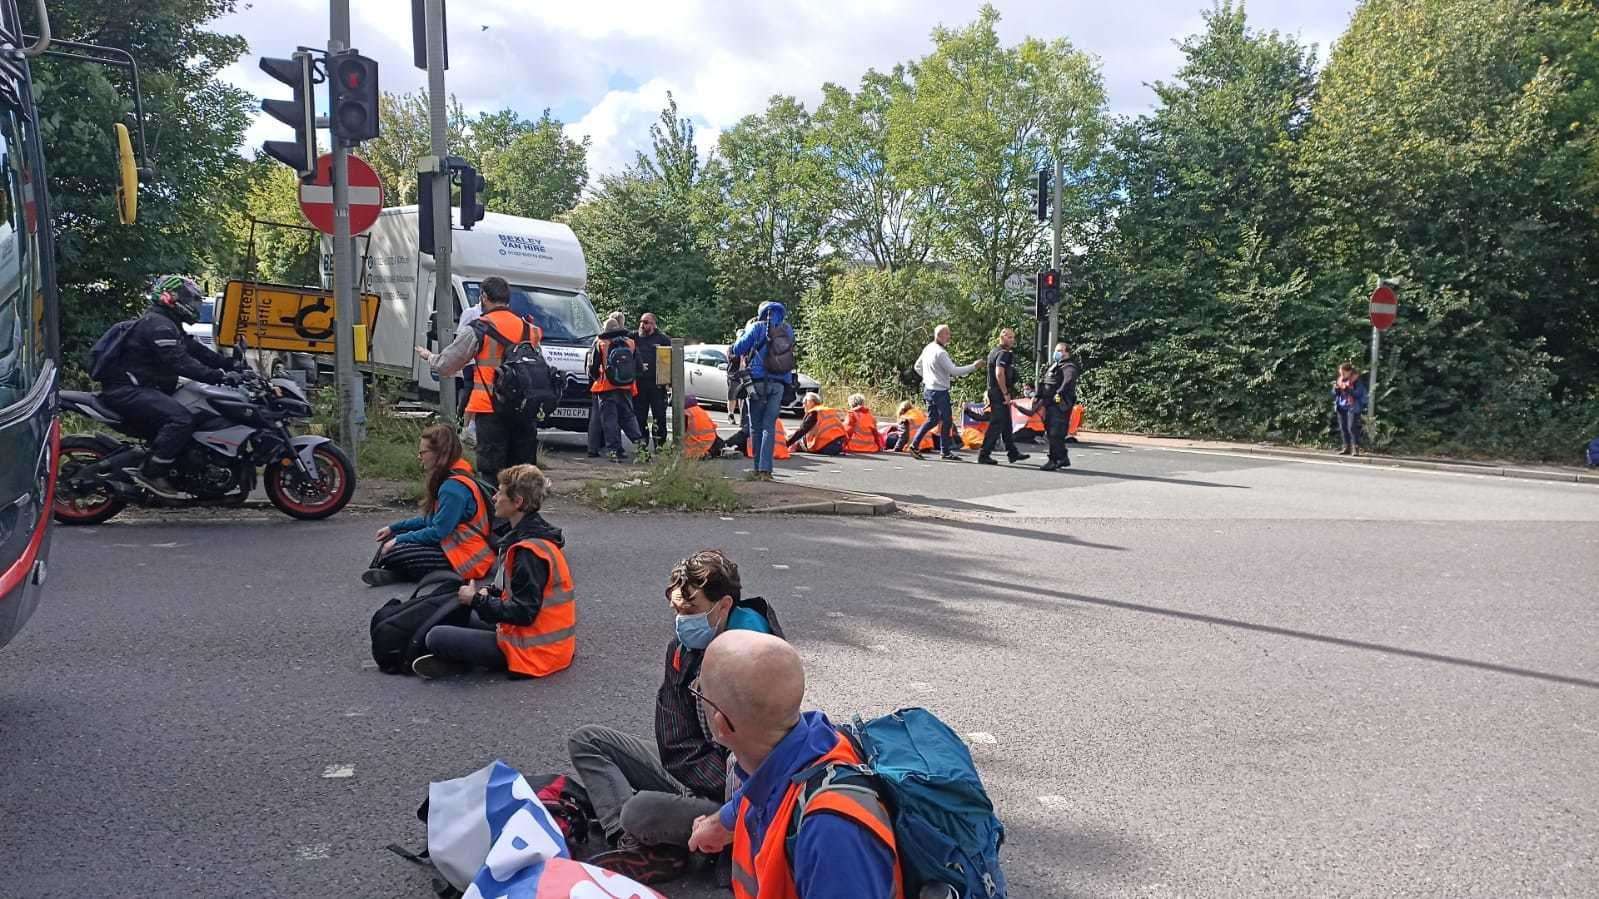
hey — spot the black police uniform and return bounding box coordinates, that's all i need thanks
[630,328,672,448]
[1038,357,1080,468]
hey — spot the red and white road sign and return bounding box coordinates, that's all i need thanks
[299,153,384,235]
[1369,283,1398,331]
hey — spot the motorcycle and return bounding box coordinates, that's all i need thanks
[53,365,356,525]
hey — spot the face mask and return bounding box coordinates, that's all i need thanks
[1053,351,1065,362]
[675,611,717,650]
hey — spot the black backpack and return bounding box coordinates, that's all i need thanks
[473,319,557,416]
[369,572,470,674]
[603,335,637,386]
[89,319,140,383]
[763,322,796,375]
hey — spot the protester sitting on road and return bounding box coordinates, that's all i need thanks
[571,550,782,884]
[681,394,726,460]
[843,394,885,454]
[786,393,847,455]
[885,399,937,454]
[687,631,898,898]
[1333,362,1368,456]
[410,464,575,680]
[364,424,494,587]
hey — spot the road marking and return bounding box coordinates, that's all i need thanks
[1037,795,1071,812]
[112,543,139,548]
[296,844,332,860]
[360,661,378,670]
[341,710,367,718]
[825,611,846,618]
[794,586,811,591]
[907,681,934,692]
[772,563,789,569]
[966,732,997,744]
[149,541,186,548]
[867,643,891,653]
[755,546,770,552]
[719,516,735,521]
[734,530,750,535]
[321,765,355,779]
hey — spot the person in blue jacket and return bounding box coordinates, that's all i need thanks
[1333,362,1369,456]
[362,424,490,586]
[730,302,797,481]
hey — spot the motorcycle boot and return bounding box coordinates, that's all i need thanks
[131,456,186,500]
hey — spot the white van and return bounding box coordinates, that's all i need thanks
[340,207,600,431]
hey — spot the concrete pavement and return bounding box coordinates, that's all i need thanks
[1,447,1597,896]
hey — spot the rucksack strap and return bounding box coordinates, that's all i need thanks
[784,762,887,857]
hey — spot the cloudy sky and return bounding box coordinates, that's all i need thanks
[217,0,1358,176]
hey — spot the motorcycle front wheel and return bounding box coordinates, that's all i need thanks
[53,436,128,526]
[264,442,356,520]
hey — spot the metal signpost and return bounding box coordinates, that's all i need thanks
[425,0,456,422]
[329,0,362,460]
[1368,281,1398,429]
[1048,156,1063,352]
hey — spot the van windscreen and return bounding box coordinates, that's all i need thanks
[464,281,600,343]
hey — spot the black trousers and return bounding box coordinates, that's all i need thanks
[100,384,193,461]
[374,542,453,581]
[978,400,1020,459]
[476,410,538,482]
[633,386,668,448]
[1043,402,1071,465]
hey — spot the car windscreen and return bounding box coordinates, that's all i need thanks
[464,282,599,344]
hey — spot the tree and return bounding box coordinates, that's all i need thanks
[799,268,975,399]
[887,5,1105,299]
[485,110,589,219]
[31,0,256,356]
[360,91,468,207]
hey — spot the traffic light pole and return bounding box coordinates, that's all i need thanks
[426,0,456,422]
[330,0,361,465]
[1048,156,1063,353]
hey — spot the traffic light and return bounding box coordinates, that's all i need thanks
[455,161,486,230]
[329,52,380,143]
[1035,168,1050,222]
[1035,269,1061,318]
[260,52,317,178]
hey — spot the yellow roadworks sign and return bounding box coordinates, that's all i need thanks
[216,280,379,356]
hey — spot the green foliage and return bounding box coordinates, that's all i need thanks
[799,268,967,398]
[578,450,738,513]
[484,111,589,219]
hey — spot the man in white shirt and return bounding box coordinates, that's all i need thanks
[911,324,981,461]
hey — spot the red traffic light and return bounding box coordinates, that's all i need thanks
[1043,271,1059,288]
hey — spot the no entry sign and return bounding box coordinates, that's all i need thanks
[1369,283,1398,331]
[299,153,384,235]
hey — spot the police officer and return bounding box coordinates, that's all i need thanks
[97,275,238,499]
[1038,341,1079,471]
[631,312,672,450]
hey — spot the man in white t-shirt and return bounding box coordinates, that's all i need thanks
[910,324,981,461]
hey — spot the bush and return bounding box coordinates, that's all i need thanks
[579,450,738,512]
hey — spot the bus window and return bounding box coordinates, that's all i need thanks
[0,102,40,410]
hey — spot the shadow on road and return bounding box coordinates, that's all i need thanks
[938,571,1599,691]
[914,516,1130,551]
[885,493,1019,514]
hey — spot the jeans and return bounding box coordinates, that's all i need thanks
[912,389,954,454]
[598,390,643,456]
[567,724,721,845]
[476,410,538,482]
[1337,406,1362,447]
[424,615,506,670]
[748,380,786,472]
[979,399,1020,459]
[100,385,193,462]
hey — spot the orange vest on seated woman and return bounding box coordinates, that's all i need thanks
[897,407,936,450]
[494,537,576,677]
[439,459,495,579]
[683,405,719,459]
[801,406,847,453]
[745,419,792,459]
[845,408,883,453]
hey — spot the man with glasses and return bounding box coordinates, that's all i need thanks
[569,551,783,884]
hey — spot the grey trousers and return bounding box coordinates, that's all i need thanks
[425,616,507,670]
[567,724,720,846]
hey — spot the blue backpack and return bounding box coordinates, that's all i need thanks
[1587,437,1599,468]
[788,708,1006,898]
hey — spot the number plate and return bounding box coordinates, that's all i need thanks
[550,405,589,419]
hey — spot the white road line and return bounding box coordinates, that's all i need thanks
[755,546,770,552]
[734,530,750,535]
[296,844,332,861]
[321,765,355,779]
[772,563,790,569]
[867,644,891,653]
[966,732,997,744]
[907,681,934,692]
[1037,795,1071,812]
[719,516,735,521]
[825,611,846,618]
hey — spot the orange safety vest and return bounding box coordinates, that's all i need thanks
[493,537,576,677]
[1069,403,1084,436]
[898,407,936,451]
[468,309,541,415]
[590,335,639,396]
[745,419,792,460]
[730,731,902,899]
[438,459,494,580]
[800,406,847,453]
[683,405,719,459]
[845,409,883,453]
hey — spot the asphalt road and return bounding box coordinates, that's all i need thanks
[2,443,1596,897]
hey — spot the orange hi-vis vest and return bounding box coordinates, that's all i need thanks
[845,408,883,453]
[438,459,494,580]
[494,537,576,677]
[730,731,903,899]
[683,405,719,459]
[590,335,639,396]
[468,309,541,415]
[801,406,847,453]
[745,419,792,460]
[899,407,935,451]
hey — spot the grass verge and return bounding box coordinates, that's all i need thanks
[577,450,739,513]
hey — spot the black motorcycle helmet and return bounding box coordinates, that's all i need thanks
[150,274,205,324]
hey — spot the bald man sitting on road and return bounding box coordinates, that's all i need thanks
[687,632,899,899]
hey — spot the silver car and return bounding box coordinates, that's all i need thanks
[683,343,819,417]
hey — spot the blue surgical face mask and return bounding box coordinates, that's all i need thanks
[1053,351,1065,362]
[675,611,717,650]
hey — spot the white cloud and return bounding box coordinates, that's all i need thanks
[214,0,1358,174]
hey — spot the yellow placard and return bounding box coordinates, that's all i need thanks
[216,280,380,356]
[656,344,673,387]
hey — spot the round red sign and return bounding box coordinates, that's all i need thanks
[1369,284,1398,331]
[298,153,384,236]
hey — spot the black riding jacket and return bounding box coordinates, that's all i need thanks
[102,309,231,392]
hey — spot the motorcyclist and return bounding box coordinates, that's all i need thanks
[96,275,238,498]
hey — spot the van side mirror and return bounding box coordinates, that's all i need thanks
[114,122,138,225]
